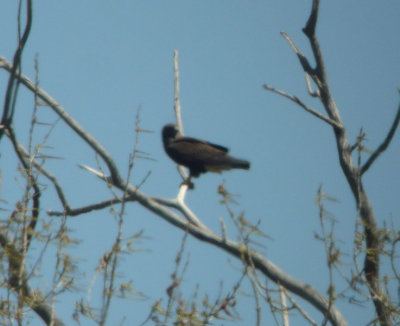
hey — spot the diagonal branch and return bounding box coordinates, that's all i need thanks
[361,101,400,175]
[9,122,72,214]
[280,32,315,78]
[78,164,206,227]
[0,56,125,188]
[48,196,136,217]
[279,29,342,126]
[77,166,347,325]
[263,84,342,129]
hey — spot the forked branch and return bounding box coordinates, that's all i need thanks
[265,0,396,324]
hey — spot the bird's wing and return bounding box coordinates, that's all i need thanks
[167,137,229,165]
[173,137,228,152]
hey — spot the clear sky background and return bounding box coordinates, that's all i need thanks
[1,1,399,325]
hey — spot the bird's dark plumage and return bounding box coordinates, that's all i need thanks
[162,124,250,180]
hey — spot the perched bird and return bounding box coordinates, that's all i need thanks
[162,124,250,187]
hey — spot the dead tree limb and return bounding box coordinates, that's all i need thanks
[265,1,397,324]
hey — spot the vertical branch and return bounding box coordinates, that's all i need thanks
[172,50,190,184]
[173,50,184,134]
[6,127,41,251]
[99,111,144,326]
[0,0,33,140]
[266,1,397,324]
[302,2,394,325]
[279,284,289,326]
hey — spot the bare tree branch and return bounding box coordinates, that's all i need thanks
[305,73,320,97]
[280,31,315,79]
[361,101,400,175]
[303,0,319,36]
[279,284,289,326]
[8,128,72,215]
[3,1,397,325]
[0,0,33,140]
[266,0,395,324]
[48,196,135,217]
[283,288,319,326]
[6,126,40,250]
[173,50,184,134]
[0,56,125,188]
[78,164,206,228]
[247,270,262,326]
[173,50,190,182]
[263,84,342,129]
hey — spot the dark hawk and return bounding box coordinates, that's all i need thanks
[162,124,250,186]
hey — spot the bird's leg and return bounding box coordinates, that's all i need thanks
[182,175,195,190]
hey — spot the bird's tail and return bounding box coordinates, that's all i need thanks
[226,156,250,170]
[204,156,250,173]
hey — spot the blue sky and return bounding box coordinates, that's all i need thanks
[1,1,399,325]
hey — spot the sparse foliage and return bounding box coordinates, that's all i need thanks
[0,1,399,326]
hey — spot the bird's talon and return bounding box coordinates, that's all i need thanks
[182,178,195,190]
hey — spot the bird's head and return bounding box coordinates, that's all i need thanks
[162,124,180,147]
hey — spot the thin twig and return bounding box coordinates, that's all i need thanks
[279,284,289,326]
[280,31,315,79]
[361,102,400,175]
[48,196,135,217]
[284,288,319,326]
[247,270,262,326]
[6,127,40,250]
[263,84,342,129]
[305,73,320,97]
[0,56,125,187]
